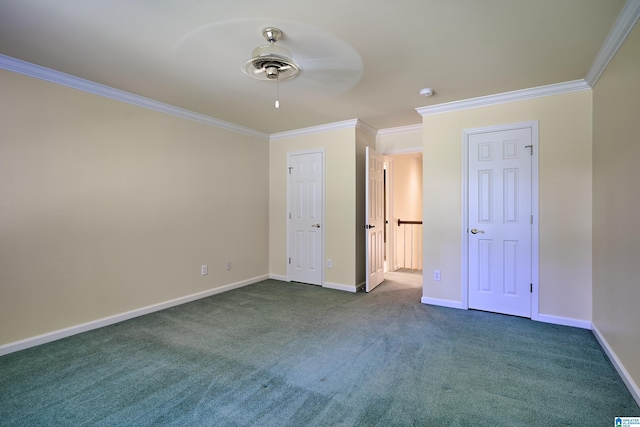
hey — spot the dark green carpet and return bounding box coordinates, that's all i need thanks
[1,279,638,426]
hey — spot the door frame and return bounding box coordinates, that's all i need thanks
[461,121,539,320]
[286,148,326,286]
[384,156,394,273]
[383,148,423,274]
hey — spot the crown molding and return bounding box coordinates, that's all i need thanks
[270,118,377,140]
[377,124,422,137]
[382,147,423,155]
[8,0,636,141]
[416,79,590,117]
[586,0,640,87]
[417,1,640,117]
[0,54,269,140]
[356,119,378,136]
[270,118,359,140]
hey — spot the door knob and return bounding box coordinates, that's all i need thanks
[470,228,484,234]
[311,224,321,228]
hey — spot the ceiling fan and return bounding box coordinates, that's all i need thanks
[241,27,301,82]
[174,20,363,110]
[241,27,301,108]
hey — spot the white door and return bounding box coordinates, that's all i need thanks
[288,151,323,286]
[468,127,532,317]
[366,147,384,292]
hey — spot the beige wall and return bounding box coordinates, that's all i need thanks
[592,22,640,392]
[422,90,593,322]
[269,127,359,288]
[0,70,269,346]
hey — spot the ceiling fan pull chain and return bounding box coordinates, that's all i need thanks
[275,77,280,109]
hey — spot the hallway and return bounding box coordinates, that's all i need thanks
[383,268,422,289]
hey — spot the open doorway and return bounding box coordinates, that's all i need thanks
[384,152,423,289]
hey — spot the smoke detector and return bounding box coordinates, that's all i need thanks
[419,88,434,97]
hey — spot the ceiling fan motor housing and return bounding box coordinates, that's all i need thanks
[242,28,301,80]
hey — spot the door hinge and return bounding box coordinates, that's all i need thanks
[289,257,291,264]
[530,283,533,293]
[531,215,533,225]
[525,145,533,155]
[289,212,291,219]
[288,167,293,174]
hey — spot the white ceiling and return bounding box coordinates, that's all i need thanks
[0,0,627,134]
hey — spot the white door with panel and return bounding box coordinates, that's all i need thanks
[288,151,323,286]
[365,146,385,292]
[468,128,532,317]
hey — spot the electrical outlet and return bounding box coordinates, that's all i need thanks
[433,270,441,281]
[226,261,232,270]
[201,265,208,276]
[327,259,333,268]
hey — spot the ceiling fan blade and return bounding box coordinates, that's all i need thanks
[174,18,364,95]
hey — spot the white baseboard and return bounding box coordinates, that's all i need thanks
[0,275,268,357]
[266,275,357,292]
[421,297,465,309]
[592,324,640,407]
[323,282,357,293]
[419,299,592,330]
[536,313,591,330]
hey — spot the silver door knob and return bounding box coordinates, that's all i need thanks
[311,224,321,228]
[470,228,484,234]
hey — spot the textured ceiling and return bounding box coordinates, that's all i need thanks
[0,0,626,133]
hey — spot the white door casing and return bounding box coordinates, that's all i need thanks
[384,157,394,273]
[366,146,385,292]
[464,122,539,318]
[288,151,324,286]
